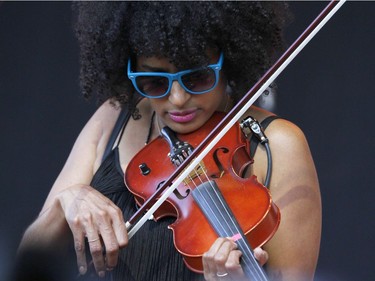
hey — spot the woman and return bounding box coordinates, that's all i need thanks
[18,2,321,281]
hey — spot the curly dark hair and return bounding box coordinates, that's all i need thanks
[72,1,290,108]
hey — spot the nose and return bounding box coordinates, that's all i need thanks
[168,81,191,107]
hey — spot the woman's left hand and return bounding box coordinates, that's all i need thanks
[202,237,268,281]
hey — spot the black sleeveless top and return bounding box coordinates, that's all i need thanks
[85,108,279,281]
[87,108,204,281]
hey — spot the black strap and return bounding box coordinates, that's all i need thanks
[249,115,281,158]
[101,107,131,162]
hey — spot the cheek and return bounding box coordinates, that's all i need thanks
[149,98,165,114]
[205,79,228,111]
[206,92,225,111]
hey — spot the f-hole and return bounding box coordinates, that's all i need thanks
[156,181,190,200]
[211,147,229,178]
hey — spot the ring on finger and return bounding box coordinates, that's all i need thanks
[216,272,228,277]
[88,238,100,243]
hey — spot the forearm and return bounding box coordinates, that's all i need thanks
[18,198,71,254]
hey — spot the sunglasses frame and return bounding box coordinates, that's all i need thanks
[127,52,224,98]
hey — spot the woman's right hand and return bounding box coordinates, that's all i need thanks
[57,184,128,277]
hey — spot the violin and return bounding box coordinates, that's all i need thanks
[125,112,280,275]
[123,1,346,280]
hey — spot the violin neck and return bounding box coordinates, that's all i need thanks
[192,180,269,281]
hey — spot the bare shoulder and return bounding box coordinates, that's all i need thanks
[85,100,122,137]
[247,106,315,187]
[76,100,125,172]
[261,113,317,194]
[89,100,122,148]
[41,100,122,211]
[247,106,310,158]
[267,117,309,154]
[264,117,319,197]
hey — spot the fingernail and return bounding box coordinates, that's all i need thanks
[99,271,105,278]
[79,266,86,275]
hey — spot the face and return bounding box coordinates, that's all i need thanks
[135,51,228,134]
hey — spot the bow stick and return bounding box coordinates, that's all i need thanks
[125,0,346,239]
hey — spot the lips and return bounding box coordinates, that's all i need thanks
[168,110,197,123]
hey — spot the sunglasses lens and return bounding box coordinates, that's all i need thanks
[136,76,169,97]
[181,68,216,93]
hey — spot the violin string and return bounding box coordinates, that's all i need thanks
[193,188,260,279]
[179,133,261,277]
[193,169,264,279]
[210,191,258,274]
[186,156,199,187]
[176,143,263,278]
[195,167,238,236]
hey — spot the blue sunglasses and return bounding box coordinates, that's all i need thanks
[127,52,224,98]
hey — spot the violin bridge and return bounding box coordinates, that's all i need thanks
[182,160,207,185]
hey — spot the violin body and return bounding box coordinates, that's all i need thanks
[124,112,280,273]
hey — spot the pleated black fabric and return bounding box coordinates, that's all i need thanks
[87,147,204,281]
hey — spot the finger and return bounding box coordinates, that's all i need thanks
[203,238,237,280]
[84,215,106,277]
[97,220,119,270]
[87,235,106,277]
[70,220,87,275]
[96,203,127,270]
[203,238,227,280]
[109,206,128,248]
[225,250,245,280]
[253,247,269,266]
[214,239,238,276]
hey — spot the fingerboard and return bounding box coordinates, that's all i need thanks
[192,180,269,281]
